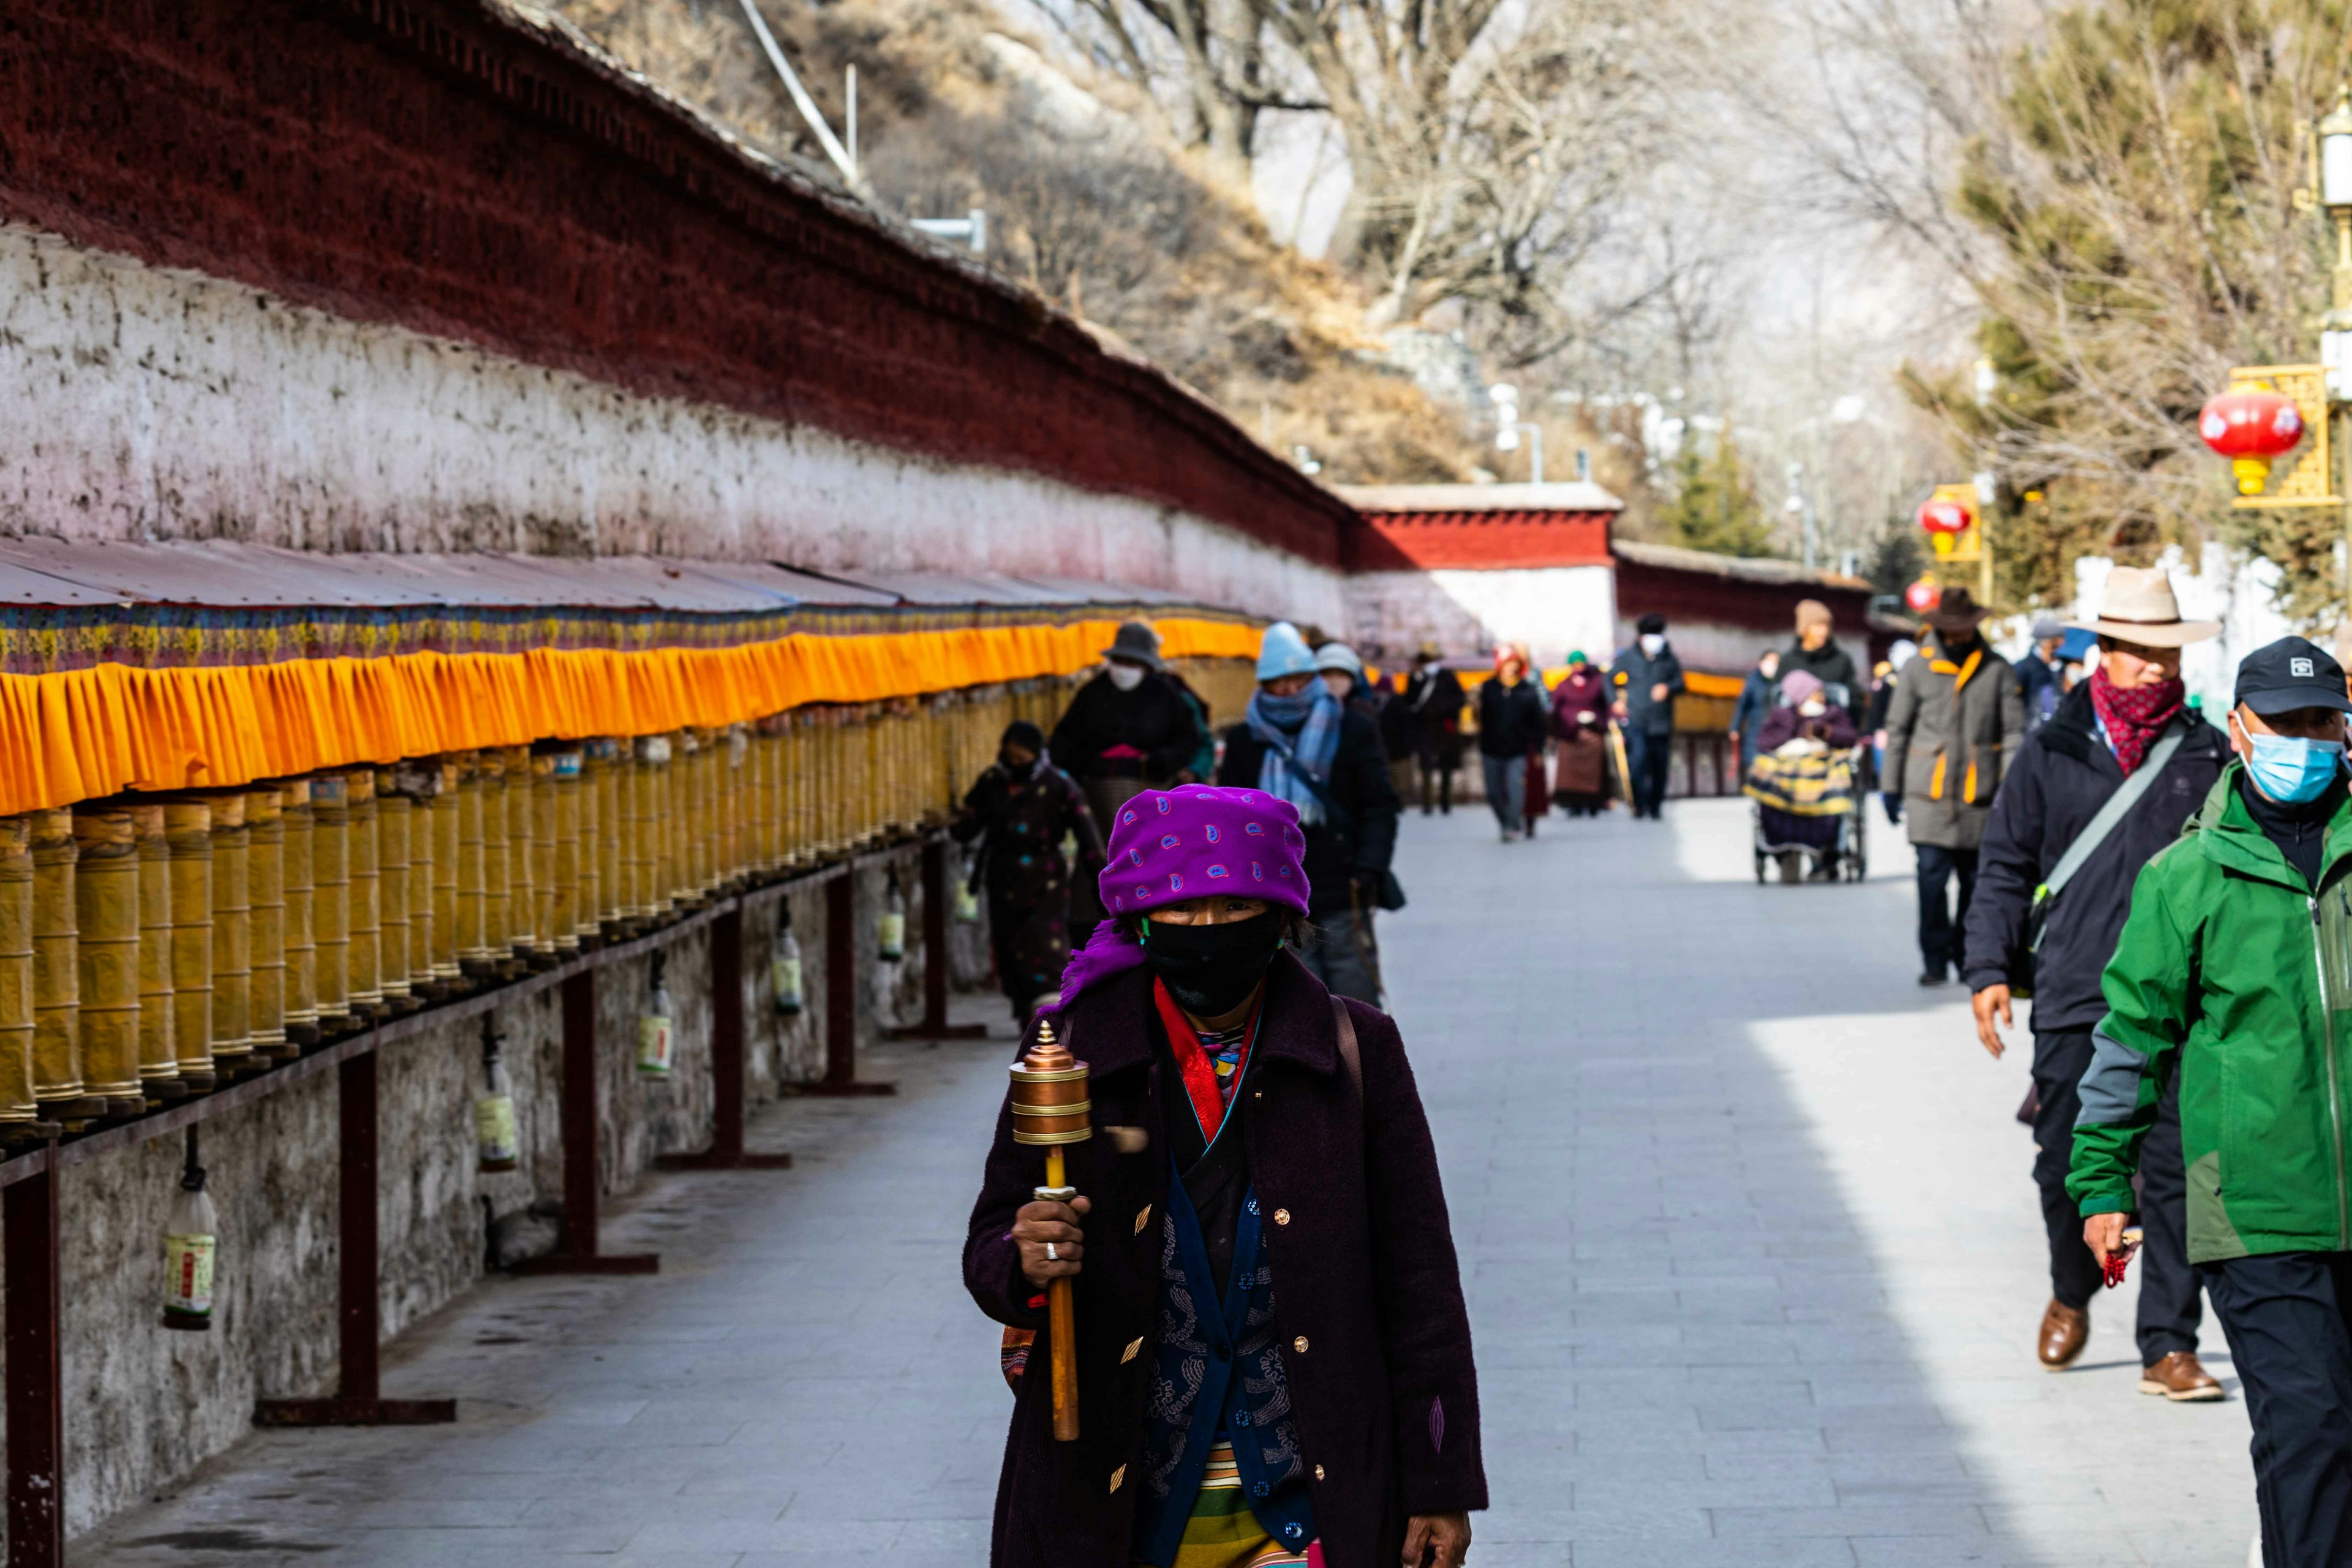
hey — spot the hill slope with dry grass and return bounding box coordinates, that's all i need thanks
[536,0,1486,484]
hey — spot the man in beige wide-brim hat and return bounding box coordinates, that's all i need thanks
[2074,566,2222,649]
[1959,565,2232,1398]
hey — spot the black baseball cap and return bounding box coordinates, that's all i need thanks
[2234,636,2352,717]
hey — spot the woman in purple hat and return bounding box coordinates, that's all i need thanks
[963,784,1484,1568]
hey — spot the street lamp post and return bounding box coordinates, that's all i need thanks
[2318,88,2352,606]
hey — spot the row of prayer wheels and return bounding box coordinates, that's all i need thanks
[0,679,1072,1135]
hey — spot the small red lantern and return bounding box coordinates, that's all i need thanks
[2199,382,2304,495]
[1904,579,1940,614]
[1916,497,1972,537]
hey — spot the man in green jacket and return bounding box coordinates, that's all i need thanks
[2070,636,2352,1567]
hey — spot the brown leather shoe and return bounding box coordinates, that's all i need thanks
[2038,1298,2089,1370]
[2139,1351,2226,1401]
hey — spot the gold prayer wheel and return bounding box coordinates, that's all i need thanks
[525,747,557,963]
[581,738,620,943]
[132,804,181,1094]
[281,778,320,1047]
[0,818,43,1124]
[206,791,255,1069]
[371,769,413,1013]
[630,734,668,924]
[70,805,144,1112]
[307,774,352,1033]
[477,748,512,971]
[383,761,440,1001]
[244,786,292,1057]
[1008,1025,1093,1147]
[164,801,217,1089]
[344,770,382,1017]
[429,758,463,991]
[29,807,96,1117]
[503,744,536,965]
[548,747,584,954]
[453,751,495,978]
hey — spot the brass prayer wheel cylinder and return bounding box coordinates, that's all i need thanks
[307,775,352,1027]
[579,739,616,938]
[164,802,216,1082]
[281,779,319,1045]
[132,804,179,1085]
[598,738,633,930]
[0,818,42,1121]
[70,805,143,1101]
[244,786,289,1055]
[503,744,536,959]
[529,748,558,957]
[662,731,690,910]
[371,775,418,1020]
[385,761,440,996]
[477,748,511,959]
[344,771,382,1015]
[548,748,584,953]
[371,771,412,1008]
[1008,1031,1093,1147]
[29,808,86,1106]
[453,751,494,974]
[206,791,254,1063]
[429,760,462,986]
[630,734,668,921]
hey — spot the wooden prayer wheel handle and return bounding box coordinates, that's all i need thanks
[1010,1018,1090,1442]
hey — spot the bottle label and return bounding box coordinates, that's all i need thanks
[772,957,803,1014]
[475,1093,518,1164]
[879,912,906,960]
[637,1015,674,1076]
[165,1234,216,1316]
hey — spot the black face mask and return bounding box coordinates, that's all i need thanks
[1142,909,1284,1018]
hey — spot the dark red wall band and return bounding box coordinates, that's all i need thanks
[0,0,1355,565]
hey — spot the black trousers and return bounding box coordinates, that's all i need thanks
[1625,728,1672,818]
[2202,1252,2352,1567]
[2030,1030,2201,1359]
[1913,843,1978,977]
[1417,754,1455,814]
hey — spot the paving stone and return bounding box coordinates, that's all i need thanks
[75,803,2256,1564]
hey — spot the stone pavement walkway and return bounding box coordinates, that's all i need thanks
[80,801,2256,1567]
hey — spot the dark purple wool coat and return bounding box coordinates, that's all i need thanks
[963,953,1487,1567]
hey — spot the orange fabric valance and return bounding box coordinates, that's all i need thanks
[0,616,1261,816]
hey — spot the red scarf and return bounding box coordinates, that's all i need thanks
[2088,666,2184,776]
[1153,978,1257,1142]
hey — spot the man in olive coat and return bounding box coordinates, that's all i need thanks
[1884,587,2026,985]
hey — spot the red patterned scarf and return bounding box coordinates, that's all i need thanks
[2089,666,2184,776]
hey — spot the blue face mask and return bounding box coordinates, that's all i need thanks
[2247,732,2346,804]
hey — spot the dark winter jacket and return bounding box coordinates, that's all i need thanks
[1959,682,2228,1031]
[2016,654,2064,731]
[964,957,1487,1567]
[1402,667,1468,768]
[1778,638,1863,719]
[1219,710,1400,918]
[1608,642,1685,736]
[1049,671,1208,785]
[1375,681,1417,762]
[1731,669,1775,767]
[1550,668,1610,740]
[1476,676,1548,758]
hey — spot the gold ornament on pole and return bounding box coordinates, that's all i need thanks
[1009,1016,1091,1442]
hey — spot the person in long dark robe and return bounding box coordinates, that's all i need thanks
[951,722,1106,1023]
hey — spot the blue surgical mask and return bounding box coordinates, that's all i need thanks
[2247,732,2346,804]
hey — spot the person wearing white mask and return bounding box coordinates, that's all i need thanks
[1047,620,1210,915]
[1609,612,1684,820]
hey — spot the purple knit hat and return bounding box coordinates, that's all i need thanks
[1054,785,1310,1009]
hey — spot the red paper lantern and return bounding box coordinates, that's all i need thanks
[1916,497,1972,537]
[2199,384,2305,495]
[1904,579,1940,614]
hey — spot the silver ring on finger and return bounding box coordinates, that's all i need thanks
[1045,1242,1058,1261]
